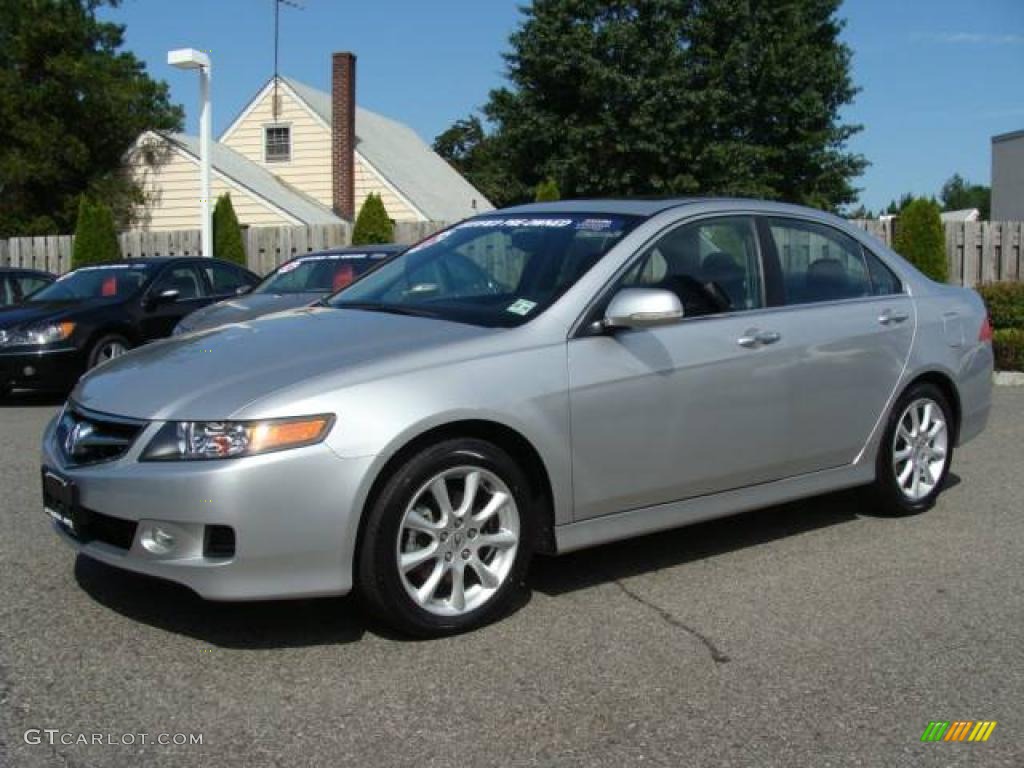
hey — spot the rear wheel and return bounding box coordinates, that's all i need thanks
[870,382,954,516]
[358,438,534,637]
[87,334,130,369]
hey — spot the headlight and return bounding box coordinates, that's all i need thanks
[0,321,75,347]
[141,415,334,461]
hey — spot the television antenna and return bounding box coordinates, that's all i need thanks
[273,0,304,119]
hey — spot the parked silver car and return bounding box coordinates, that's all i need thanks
[42,199,993,636]
[172,245,403,335]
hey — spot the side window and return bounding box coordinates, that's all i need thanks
[152,265,205,300]
[622,216,764,316]
[204,263,252,295]
[17,276,50,298]
[0,277,12,306]
[766,218,871,305]
[863,248,903,296]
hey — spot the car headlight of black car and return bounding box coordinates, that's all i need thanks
[0,321,75,347]
[141,415,335,460]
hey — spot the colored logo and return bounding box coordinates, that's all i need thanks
[921,721,997,742]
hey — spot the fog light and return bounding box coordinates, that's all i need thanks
[23,366,35,377]
[141,525,177,555]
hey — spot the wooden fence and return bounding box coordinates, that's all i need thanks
[1,219,1022,286]
[851,220,1023,286]
[0,221,450,276]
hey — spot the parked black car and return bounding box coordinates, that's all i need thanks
[173,244,404,335]
[0,258,259,396]
[0,268,55,306]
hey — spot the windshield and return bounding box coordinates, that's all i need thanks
[327,214,640,326]
[257,252,393,295]
[28,263,156,301]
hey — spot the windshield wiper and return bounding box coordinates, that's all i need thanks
[332,302,441,319]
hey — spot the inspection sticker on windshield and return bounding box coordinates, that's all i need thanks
[506,299,537,316]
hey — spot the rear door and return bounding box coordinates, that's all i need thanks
[758,217,914,473]
[201,261,259,301]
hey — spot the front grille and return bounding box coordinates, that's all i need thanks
[65,507,138,550]
[55,402,145,466]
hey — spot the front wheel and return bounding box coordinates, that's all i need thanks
[358,438,534,637]
[870,382,954,516]
[87,334,131,369]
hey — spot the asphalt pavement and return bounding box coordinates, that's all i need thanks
[1,389,1022,767]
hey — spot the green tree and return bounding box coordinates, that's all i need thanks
[72,196,120,268]
[446,0,865,209]
[885,193,917,215]
[212,193,246,266]
[534,178,560,202]
[0,0,183,236]
[940,173,990,220]
[352,193,394,245]
[894,198,947,283]
[433,116,526,207]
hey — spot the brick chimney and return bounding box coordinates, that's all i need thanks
[331,52,356,220]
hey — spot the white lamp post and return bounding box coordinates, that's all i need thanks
[168,48,212,258]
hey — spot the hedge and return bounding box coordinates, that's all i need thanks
[976,282,1024,331]
[893,198,947,283]
[212,193,246,266]
[993,329,1024,372]
[72,196,120,269]
[352,193,394,245]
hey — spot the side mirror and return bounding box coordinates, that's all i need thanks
[235,285,253,296]
[604,288,683,329]
[145,288,179,309]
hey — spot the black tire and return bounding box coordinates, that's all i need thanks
[87,334,131,369]
[358,438,535,637]
[869,381,955,516]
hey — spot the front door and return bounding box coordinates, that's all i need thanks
[568,216,795,521]
[140,263,210,340]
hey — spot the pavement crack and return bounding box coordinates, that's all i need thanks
[613,579,730,664]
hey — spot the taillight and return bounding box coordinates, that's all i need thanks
[979,315,993,343]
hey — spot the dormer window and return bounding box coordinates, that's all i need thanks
[264,125,291,162]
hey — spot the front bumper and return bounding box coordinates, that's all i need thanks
[42,416,374,600]
[0,346,84,392]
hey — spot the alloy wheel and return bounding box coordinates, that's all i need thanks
[96,341,127,364]
[892,397,949,502]
[396,466,520,617]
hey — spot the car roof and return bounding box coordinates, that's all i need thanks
[496,197,842,220]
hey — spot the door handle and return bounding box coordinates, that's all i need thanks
[878,309,910,325]
[738,329,781,348]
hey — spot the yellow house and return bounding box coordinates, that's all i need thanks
[128,52,493,231]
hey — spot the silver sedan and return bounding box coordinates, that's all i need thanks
[41,199,993,636]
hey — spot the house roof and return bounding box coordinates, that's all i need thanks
[940,208,981,223]
[162,132,345,226]
[992,128,1024,144]
[279,77,493,222]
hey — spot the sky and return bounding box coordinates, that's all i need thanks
[101,0,1024,213]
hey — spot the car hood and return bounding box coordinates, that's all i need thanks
[74,307,498,420]
[179,292,323,332]
[0,300,106,329]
